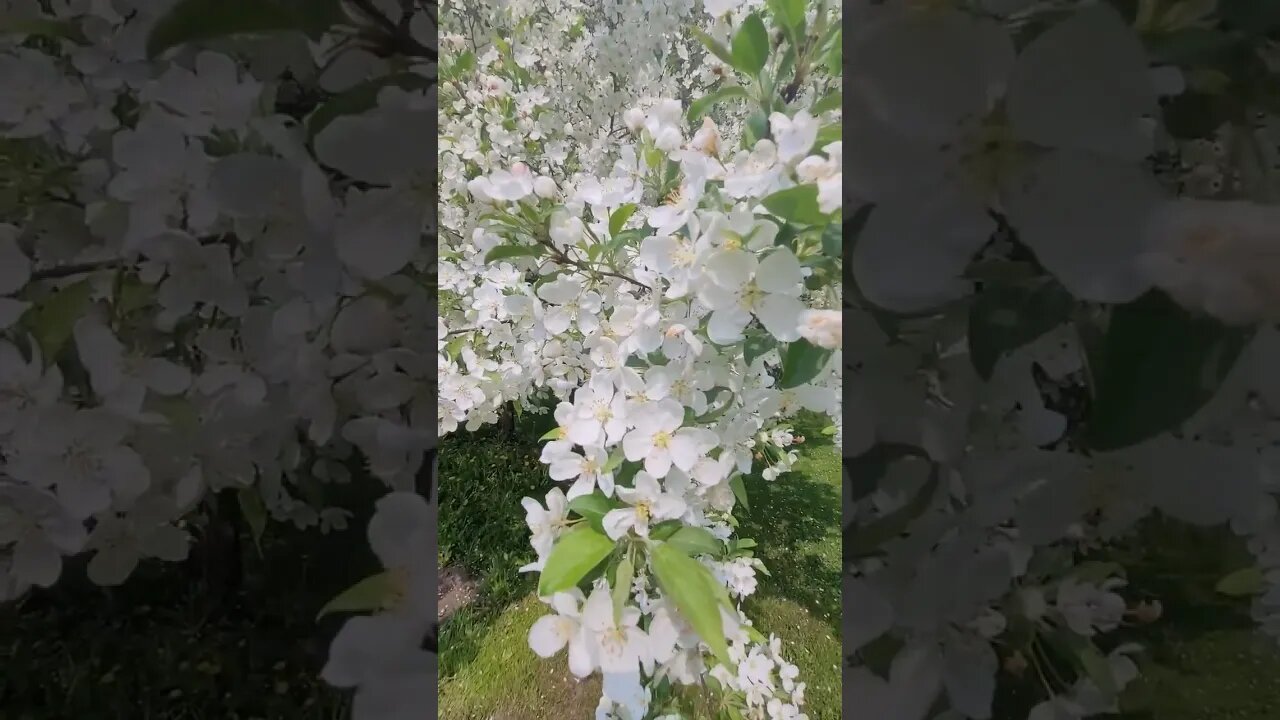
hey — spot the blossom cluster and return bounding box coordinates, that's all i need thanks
[439,0,842,717]
[842,2,1280,720]
[0,0,439,712]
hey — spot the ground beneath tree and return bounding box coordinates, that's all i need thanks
[439,565,481,622]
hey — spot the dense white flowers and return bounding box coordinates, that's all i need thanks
[4,0,1277,718]
[437,0,840,715]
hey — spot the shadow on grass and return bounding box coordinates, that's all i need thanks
[0,477,391,719]
[738,411,842,627]
[438,424,550,677]
[991,515,1280,720]
[738,473,841,624]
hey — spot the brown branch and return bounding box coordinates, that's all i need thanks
[348,0,437,60]
[532,236,649,292]
[29,235,231,282]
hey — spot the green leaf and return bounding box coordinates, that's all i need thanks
[821,425,837,436]
[603,448,625,473]
[147,396,201,432]
[691,27,737,68]
[567,493,620,534]
[1145,28,1242,65]
[744,625,768,644]
[112,275,154,317]
[767,0,806,37]
[1085,290,1252,451]
[846,466,939,558]
[613,556,634,623]
[1160,90,1229,140]
[1219,0,1280,36]
[687,86,750,123]
[484,244,545,264]
[1065,561,1126,585]
[0,13,86,42]
[539,426,565,442]
[651,543,733,668]
[237,487,268,557]
[820,222,841,258]
[780,338,834,388]
[609,203,638,237]
[1074,639,1119,698]
[846,443,926,503]
[649,520,683,541]
[1216,567,1265,597]
[729,475,750,512]
[615,460,643,487]
[821,28,841,72]
[744,110,769,147]
[815,122,841,146]
[307,73,434,141]
[146,0,341,58]
[761,185,828,226]
[743,331,774,366]
[694,390,735,425]
[731,14,769,76]
[967,280,1075,380]
[538,524,617,597]
[23,278,94,363]
[810,90,841,116]
[442,49,476,81]
[316,570,399,620]
[666,526,723,557]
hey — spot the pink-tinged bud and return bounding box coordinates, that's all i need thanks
[533,175,557,198]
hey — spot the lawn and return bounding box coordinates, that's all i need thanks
[0,415,1274,719]
[437,411,843,719]
[0,502,368,718]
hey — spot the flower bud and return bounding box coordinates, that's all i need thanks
[533,175,557,198]
[1129,599,1163,624]
[1003,651,1028,677]
[796,309,840,350]
[623,107,645,133]
[654,126,683,153]
[690,116,721,157]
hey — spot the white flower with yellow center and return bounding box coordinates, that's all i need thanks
[698,247,807,344]
[602,471,687,540]
[521,487,571,565]
[529,588,596,677]
[622,398,718,478]
[550,446,617,499]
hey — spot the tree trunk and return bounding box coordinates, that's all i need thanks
[196,491,244,613]
[498,401,517,439]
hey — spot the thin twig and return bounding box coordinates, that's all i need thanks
[29,235,231,282]
[348,0,437,60]
[533,235,649,291]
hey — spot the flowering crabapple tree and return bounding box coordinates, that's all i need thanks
[0,0,439,716]
[844,1,1280,719]
[438,0,841,718]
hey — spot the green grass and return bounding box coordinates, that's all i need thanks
[1110,519,1280,720]
[0,498,377,718]
[438,410,843,719]
[990,516,1280,720]
[437,422,552,678]
[439,594,604,719]
[738,412,841,626]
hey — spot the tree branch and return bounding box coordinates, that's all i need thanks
[532,236,649,292]
[348,0,437,60]
[29,235,231,282]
